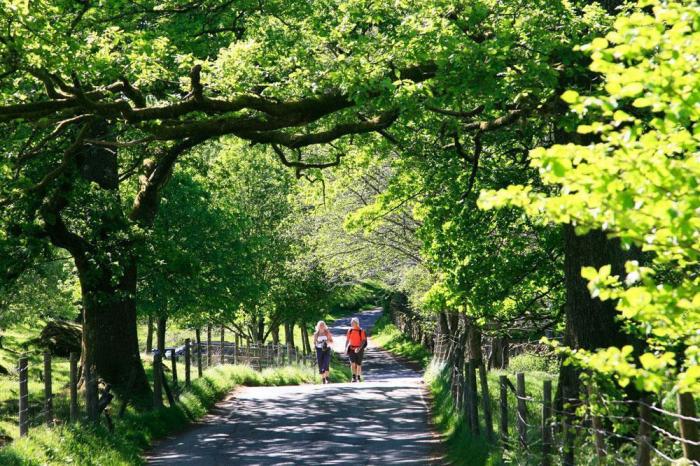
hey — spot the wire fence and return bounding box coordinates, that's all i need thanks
[431,332,700,465]
[10,335,317,441]
[14,350,103,438]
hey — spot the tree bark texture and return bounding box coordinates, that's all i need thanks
[559,225,635,401]
[146,315,154,354]
[77,256,151,407]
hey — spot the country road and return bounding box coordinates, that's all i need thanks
[146,309,440,465]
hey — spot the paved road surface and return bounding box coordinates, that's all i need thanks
[147,309,439,465]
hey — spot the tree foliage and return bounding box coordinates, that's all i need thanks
[480,0,700,394]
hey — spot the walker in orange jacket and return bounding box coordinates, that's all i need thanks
[346,327,367,349]
[346,327,367,382]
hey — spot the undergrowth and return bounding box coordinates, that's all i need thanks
[370,313,432,368]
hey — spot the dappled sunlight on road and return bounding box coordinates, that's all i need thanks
[147,309,440,465]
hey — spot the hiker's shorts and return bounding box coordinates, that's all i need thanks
[316,347,331,373]
[348,347,365,365]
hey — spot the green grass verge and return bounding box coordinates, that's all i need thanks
[426,364,498,465]
[329,352,352,383]
[425,362,555,466]
[0,322,75,443]
[370,314,432,368]
[367,313,560,465]
[0,363,326,466]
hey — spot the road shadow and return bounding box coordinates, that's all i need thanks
[148,309,440,465]
[148,380,437,465]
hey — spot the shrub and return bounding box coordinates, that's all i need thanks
[508,352,558,375]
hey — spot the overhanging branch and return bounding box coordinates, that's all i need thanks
[241,109,399,148]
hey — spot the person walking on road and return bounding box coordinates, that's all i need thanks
[346,317,368,382]
[314,321,334,384]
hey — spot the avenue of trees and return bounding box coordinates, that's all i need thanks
[0,0,696,447]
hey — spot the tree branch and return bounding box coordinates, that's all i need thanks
[27,122,92,193]
[462,108,525,132]
[129,137,204,225]
[427,104,485,119]
[242,109,399,148]
[461,131,482,199]
[271,144,343,171]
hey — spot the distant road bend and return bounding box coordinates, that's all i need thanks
[147,309,441,465]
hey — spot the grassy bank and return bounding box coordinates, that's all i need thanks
[0,322,75,444]
[425,359,555,466]
[0,303,364,447]
[371,314,558,465]
[370,313,432,368]
[0,363,328,465]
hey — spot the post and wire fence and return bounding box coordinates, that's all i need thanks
[15,349,105,439]
[12,328,316,440]
[152,335,316,411]
[431,333,700,465]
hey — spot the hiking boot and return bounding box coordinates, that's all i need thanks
[357,376,362,382]
[352,375,357,382]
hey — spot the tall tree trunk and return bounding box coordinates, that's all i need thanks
[457,315,470,366]
[558,226,633,401]
[444,311,460,363]
[488,336,509,370]
[146,315,154,354]
[437,311,449,335]
[271,324,280,346]
[257,316,265,343]
[76,256,151,408]
[300,324,311,355]
[40,120,197,411]
[466,318,483,363]
[285,322,295,350]
[156,315,167,357]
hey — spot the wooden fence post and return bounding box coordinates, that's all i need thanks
[677,392,700,462]
[195,329,203,377]
[468,359,479,435]
[184,338,191,387]
[43,350,53,426]
[588,383,606,463]
[206,324,212,367]
[561,387,575,466]
[233,339,238,365]
[220,325,225,365]
[478,361,494,442]
[18,356,28,437]
[85,362,99,422]
[171,352,178,390]
[542,380,552,466]
[153,353,163,409]
[516,372,527,449]
[450,362,458,410]
[69,352,79,422]
[499,375,508,446]
[636,399,651,466]
[462,363,471,430]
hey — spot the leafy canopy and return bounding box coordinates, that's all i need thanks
[480,0,700,394]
